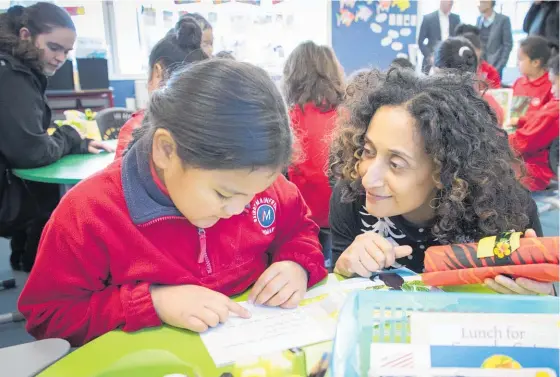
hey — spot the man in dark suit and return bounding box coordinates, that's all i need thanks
[477,0,513,78]
[418,0,461,74]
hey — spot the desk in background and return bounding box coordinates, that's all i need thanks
[47,89,114,122]
[12,140,117,185]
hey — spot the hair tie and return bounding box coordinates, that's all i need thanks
[459,46,471,57]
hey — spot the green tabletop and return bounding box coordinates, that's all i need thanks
[12,140,117,185]
[38,275,491,377]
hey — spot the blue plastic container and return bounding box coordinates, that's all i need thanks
[330,290,560,377]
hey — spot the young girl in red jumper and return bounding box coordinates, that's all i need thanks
[18,59,328,346]
[511,35,553,125]
[509,55,559,191]
[115,15,208,158]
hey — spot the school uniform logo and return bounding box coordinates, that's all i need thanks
[531,97,541,107]
[252,197,277,235]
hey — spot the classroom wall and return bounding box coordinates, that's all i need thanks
[331,0,418,74]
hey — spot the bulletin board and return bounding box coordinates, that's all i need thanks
[331,0,418,74]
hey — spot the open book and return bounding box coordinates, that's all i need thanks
[486,89,533,129]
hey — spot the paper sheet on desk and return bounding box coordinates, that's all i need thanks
[200,302,337,367]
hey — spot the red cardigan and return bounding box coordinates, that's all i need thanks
[509,98,559,191]
[479,61,501,89]
[115,110,144,159]
[287,103,337,228]
[513,73,553,118]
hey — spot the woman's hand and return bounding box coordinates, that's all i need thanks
[150,284,251,332]
[485,229,555,295]
[88,140,115,154]
[334,232,412,278]
[248,261,308,309]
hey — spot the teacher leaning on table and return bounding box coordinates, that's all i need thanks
[0,3,112,272]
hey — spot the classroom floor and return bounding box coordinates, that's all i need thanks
[0,209,558,350]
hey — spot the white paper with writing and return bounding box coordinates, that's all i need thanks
[200,302,336,367]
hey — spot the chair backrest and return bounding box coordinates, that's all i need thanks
[549,138,559,177]
[95,108,134,141]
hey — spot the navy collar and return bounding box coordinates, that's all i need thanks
[121,137,182,225]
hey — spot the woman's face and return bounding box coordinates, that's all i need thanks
[358,105,440,225]
[21,27,76,76]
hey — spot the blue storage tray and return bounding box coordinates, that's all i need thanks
[331,290,559,377]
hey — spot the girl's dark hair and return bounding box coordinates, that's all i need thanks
[519,35,552,68]
[0,3,75,72]
[549,54,559,76]
[330,69,532,244]
[135,59,292,171]
[434,36,479,73]
[215,51,235,60]
[180,12,212,31]
[461,32,482,51]
[390,57,415,70]
[283,41,344,112]
[454,23,480,37]
[152,16,208,79]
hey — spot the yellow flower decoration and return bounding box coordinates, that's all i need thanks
[493,241,511,259]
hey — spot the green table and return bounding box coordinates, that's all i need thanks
[38,276,491,377]
[12,140,117,185]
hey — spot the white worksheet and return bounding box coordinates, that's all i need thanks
[200,301,336,367]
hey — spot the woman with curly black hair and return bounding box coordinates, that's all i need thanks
[329,68,554,295]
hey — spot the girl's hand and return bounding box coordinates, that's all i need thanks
[150,285,251,332]
[334,232,412,278]
[485,229,555,295]
[248,261,308,309]
[509,117,519,127]
[88,140,115,154]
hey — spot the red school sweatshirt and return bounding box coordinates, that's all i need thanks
[512,72,553,118]
[287,103,337,228]
[18,137,327,346]
[115,110,144,159]
[509,98,559,191]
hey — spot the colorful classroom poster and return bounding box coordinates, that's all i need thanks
[332,0,418,73]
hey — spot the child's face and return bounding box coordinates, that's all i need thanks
[358,105,440,224]
[152,130,280,229]
[517,49,543,77]
[550,71,559,98]
[201,28,214,57]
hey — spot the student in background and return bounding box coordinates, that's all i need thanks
[115,16,208,158]
[431,37,505,126]
[0,3,112,272]
[181,12,213,57]
[283,41,344,265]
[19,60,328,346]
[509,54,559,191]
[454,24,501,88]
[511,35,553,123]
[329,69,552,295]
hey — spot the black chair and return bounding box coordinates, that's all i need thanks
[95,108,133,141]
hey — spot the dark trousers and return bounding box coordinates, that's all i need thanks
[2,180,59,272]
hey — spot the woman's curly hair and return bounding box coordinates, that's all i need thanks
[0,3,75,72]
[330,68,533,244]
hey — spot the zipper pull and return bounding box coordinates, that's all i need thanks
[243,204,250,214]
[197,228,206,264]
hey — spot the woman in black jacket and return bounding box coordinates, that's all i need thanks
[0,3,111,271]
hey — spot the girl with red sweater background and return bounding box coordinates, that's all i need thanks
[115,15,209,158]
[283,41,345,265]
[509,54,559,191]
[511,35,553,124]
[18,59,327,346]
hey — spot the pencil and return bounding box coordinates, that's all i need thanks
[308,352,329,377]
